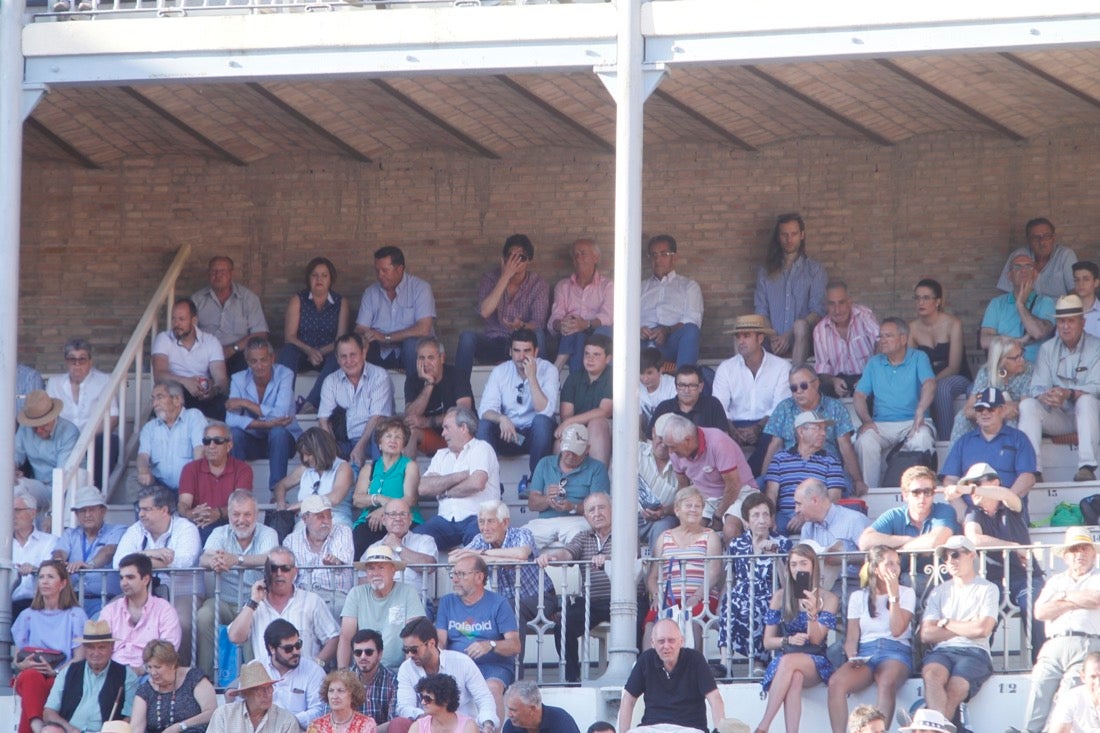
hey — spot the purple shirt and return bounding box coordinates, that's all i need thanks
[477,269,550,339]
[548,271,614,329]
[669,427,757,500]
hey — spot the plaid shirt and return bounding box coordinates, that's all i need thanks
[466,527,554,600]
[477,268,550,339]
[354,664,398,723]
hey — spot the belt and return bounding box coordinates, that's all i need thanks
[1051,631,1100,640]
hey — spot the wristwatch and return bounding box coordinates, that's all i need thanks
[393,546,404,557]
[384,334,392,343]
[489,641,497,651]
[938,618,950,628]
[237,554,245,566]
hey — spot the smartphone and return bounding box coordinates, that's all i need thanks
[263,564,274,591]
[794,570,812,597]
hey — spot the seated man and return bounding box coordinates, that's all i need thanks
[638,347,676,429]
[285,494,355,618]
[435,554,521,726]
[226,337,300,491]
[536,492,614,683]
[46,337,120,484]
[416,406,501,551]
[995,217,1077,300]
[348,628,406,733]
[17,362,45,414]
[637,415,681,553]
[100,553,182,675]
[762,363,867,496]
[647,364,730,440]
[262,619,325,731]
[178,421,254,542]
[640,234,703,369]
[152,297,229,419]
[525,424,610,548]
[712,314,791,476]
[618,619,727,733]
[1047,651,1100,733]
[192,255,270,374]
[548,238,613,373]
[52,486,125,617]
[208,662,299,733]
[502,680,581,733]
[555,333,612,466]
[853,317,936,488]
[813,280,879,398]
[196,489,279,680]
[113,487,202,663]
[794,478,869,594]
[754,212,827,365]
[402,337,474,458]
[355,245,436,376]
[477,328,559,474]
[940,387,1036,503]
[764,411,847,534]
[369,498,438,594]
[319,333,395,467]
[1073,260,1100,339]
[981,253,1056,363]
[136,380,206,492]
[12,489,55,618]
[920,536,998,733]
[40,620,138,733]
[661,414,756,534]
[338,545,425,672]
[227,547,340,667]
[15,390,78,482]
[1019,294,1100,481]
[456,233,550,378]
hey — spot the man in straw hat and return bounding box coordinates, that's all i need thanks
[208,661,299,733]
[1009,527,1100,733]
[337,544,424,672]
[898,709,956,733]
[1018,293,1100,482]
[15,389,79,482]
[39,620,138,733]
[713,314,790,477]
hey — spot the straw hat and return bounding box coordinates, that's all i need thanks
[724,314,776,336]
[1055,526,1100,556]
[355,544,406,571]
[77,620,117,644]
[899,708,956,733]
[101,722,131,733]
[227,661,277,697]
[17,390,63,427]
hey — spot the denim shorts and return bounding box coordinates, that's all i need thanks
[858,638,913,673]
[921,646,993,698]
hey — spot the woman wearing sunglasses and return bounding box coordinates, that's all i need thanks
[132,639,217,733]
[307,670,376,733]
[274,427,355,526]
[413,673,478,733]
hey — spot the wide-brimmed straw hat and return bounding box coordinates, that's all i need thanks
[1055,526,1100,556]
[18,390,63,427]
[77,620,117,644]
[354,544,406,571]
[724,314,776,336]
[227,662,277,697]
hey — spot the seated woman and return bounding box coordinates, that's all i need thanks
[12,560,88,733]
[644,486,723,651]
[274,427,355,526]
[755,542,840,733]
[278,257,350,414]
[413,673,479,733]
[718,493,792,677]
[351,417,422,558]
[307,670,376,733]
[132,640,217,733]
[826,546,914,733]
[948,335,1033,446]
[909,278,972,435]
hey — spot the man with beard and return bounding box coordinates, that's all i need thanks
[136,381,206,492]
[337,546,425,671]
[285,495,355,618]
[196,489,279,680]
[369,498,438,592]
[348,629,408,733]
[152,297,228,419]
[262,619,325,731]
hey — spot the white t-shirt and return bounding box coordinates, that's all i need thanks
[923,576,999,654]
[151,327,224,378]
[1050,684,1100,733]
[639,374,676,420]
[847,585,916,643]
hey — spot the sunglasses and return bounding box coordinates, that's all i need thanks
[789,381,815,393]
[908,488,935,497]
[402,646,423,655]
[973,406,995,413]
[277,640,303,653]
[269,564,294,574]
[515,382,525,405]
[353,648,377,657]
[419,694,437,705]
[202,436,230,446]
[945,550,970,560]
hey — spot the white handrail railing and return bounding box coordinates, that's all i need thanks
[51,244,193,533]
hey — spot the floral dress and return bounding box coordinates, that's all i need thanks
[717,532,792,663]
[760,608,837,693]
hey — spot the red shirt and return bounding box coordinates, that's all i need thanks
[178,455,253,508]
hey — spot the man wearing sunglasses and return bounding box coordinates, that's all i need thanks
[178,422,254,543]
[348,628,407,733]
[919,535,999,733]
[262,619,325,730]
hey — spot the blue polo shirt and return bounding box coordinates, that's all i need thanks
[871,503,959,573]
[529,454,610,518]
[940,424,1036,488]
[856,349,935,422]
[981,292,1055,362]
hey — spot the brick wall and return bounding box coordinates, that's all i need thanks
[19,126,1100,370]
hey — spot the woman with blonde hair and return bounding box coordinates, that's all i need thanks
[826,546,915,733]
[948,335,1033,445]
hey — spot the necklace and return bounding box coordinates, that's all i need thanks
[331,711,355,728]
[153,670,178,729]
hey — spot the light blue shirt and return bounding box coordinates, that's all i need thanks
[226,364,302,439]
[801,503,870,580]
[44,662,139,732]
[856,349,935,423]
[981,291,1056,362]
[318,364,394,440]
[355,273,437,359]
[202,523,280,602]
[15,417,80,480]
[137,408,208,489]
[56,523,127,599]
[479,358,559,429]
[1030,331,1100,398]
[754,255,827,335]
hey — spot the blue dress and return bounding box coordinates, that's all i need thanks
[718,532,792,663]
[295,289,343,349]
[760,608,837,693]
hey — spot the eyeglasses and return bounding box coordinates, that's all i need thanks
[789,381,815,393]
[908,488,935,497]
[419,694,437,705]
[65,356,91,364]
[202,436,230,446]
[449,570,476,579]
[1010,263,1036,271]
[353,648,377,657]
[1029,233,1056,243]
[269,564,295,574]
[384,511,411,518]
[675,382,701,390]
[648,251,674,259]
[277,640,303,653]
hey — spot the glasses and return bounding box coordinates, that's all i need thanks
[402,645,423,655]
[14,507,35,513]
[1029,233,1056,243]
[269,564,295,574]
[449,570,476,579]
[946,550,970,560]
[912,294,937,302]
[384,511,411,518]
[789,381,816,393]
[65,356,91,364]
[277,640,303,653]
[353,648,377,657]
[675,382,701,390]
[648,251,674,259]
[908,488,935,497]
[1010,263,1036,271]
[419,694,437,705]
[202,436,230,446]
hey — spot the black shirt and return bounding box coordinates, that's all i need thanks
[647,396,731,439]
[624,648,717,732]
[403,364,475,417]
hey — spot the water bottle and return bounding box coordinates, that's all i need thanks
[517,474,530,501]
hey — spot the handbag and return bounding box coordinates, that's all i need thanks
[329,406,349,444]
[16,647,66,668]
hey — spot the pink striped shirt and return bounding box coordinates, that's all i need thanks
[548,271,614,329]
[813,303,879,375]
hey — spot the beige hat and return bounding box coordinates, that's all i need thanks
[355,544,406,571]
[77,619,117,644]
[299,494,333,515]
[71,486,107,511]
[724,314,776,336]
[716,720,751,733]
[1056,526,1100,556]
[560,424,590,455]
[227,661,277,697]
[18,390,63,427]
[1055,293,1085,318]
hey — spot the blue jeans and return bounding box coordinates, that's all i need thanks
[642,323,701,368]
[456,330,548,379]
[476,414,556,474]
[413,515,479,552]
[366,338,420,376]
[277,343,339,408]
[231,426,296,487]
[557,327,612,373]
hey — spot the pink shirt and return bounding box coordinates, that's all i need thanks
[100,594,182,667]
[548,271,614,329]
[813,303,879,376]
[669,427,757,499]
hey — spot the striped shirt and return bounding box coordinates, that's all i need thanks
[560,529,612,599]
[318,364,395,439]
[812,303,880,376]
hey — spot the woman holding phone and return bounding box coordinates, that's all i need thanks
[826,546,915,733]
[755,543,839,733]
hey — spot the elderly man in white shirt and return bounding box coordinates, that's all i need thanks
[640,234,704,369]
[415,406,501,552]
[46,337,120,482]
